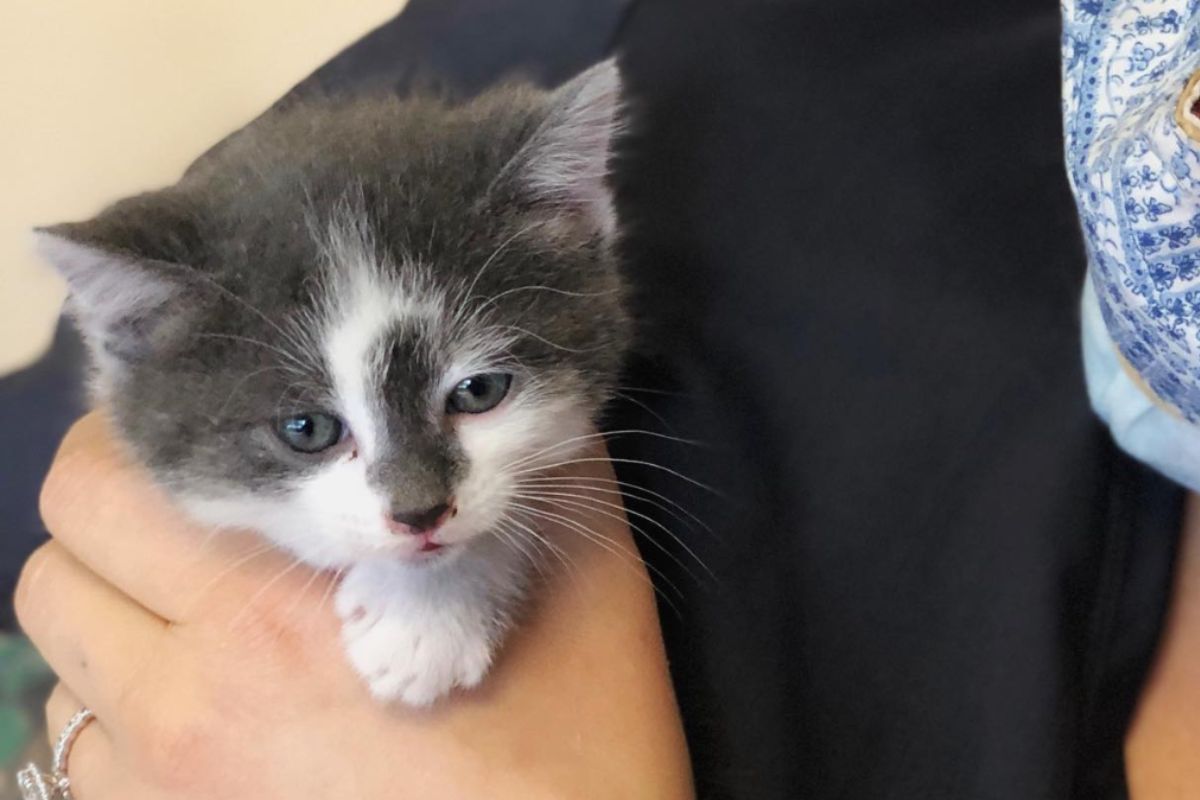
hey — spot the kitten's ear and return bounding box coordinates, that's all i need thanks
[35,194,203,376]
[496,58,624,237]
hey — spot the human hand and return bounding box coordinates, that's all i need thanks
[16,412,693,799]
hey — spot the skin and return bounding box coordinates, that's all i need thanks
[15,412,695,799]
[1126,492,1200,798]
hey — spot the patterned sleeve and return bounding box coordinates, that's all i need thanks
[1063,0,1200,418]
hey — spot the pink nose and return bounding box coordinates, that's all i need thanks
[386,502,453,536]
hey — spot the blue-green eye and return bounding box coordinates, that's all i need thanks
[275,412,345,453]
[446,373,513,414]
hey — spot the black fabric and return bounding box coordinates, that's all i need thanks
[0,0,1184,796]
[607,2,1182,797]
[285,0,632,99]
[0,322,86,628]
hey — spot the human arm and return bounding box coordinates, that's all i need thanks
[16,411,694,799]
[1126,492,1200,798]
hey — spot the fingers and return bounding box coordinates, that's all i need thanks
[39,412,276,622]
[45,682,115,800]
[17,541,168,723]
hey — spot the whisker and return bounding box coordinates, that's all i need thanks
[610,390,678,435]
[512,456,721,497]
[518,474,705,532]
[504,428,703,472]
[458,220,547,314]
[182,268,312,354]
[467,284,620,323]
[277,566,325,636]
[508,501,684,611]
[497,516,590,604]
[226,556,309,634]
[309,567,346,633]
[610,385,684,397]
[272,380,324,420]
[178,540,278,619]
[193,332,311,374]
[216,365,291,418]
[425,219,439,259]
[514,489,714,580]
[496,516,572,577]
[488,324,607,354]
[495,524,530,566]
[491,520,551,580]
[517,475,715,535]
[513,492,710,585]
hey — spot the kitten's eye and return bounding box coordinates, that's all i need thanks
[275,412,345,453]
[446,373,513,414]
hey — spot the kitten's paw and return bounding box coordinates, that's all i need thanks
[340,607,495,706]
[335,566,495,706]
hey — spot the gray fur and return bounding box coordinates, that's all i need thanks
[39,61,630,507]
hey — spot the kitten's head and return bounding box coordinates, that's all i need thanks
[37,60,630,568]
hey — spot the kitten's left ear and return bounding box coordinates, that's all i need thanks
[34,193,204,379]
[495,58,624,237]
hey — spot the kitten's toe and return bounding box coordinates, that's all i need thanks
[342,613,495,707]
[372,665,451,708]
[333,562,395,632]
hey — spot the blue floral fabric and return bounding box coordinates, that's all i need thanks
[1064,0,1200,418]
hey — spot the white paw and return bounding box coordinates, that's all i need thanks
[340,608,494,706]
[334,563,496,707]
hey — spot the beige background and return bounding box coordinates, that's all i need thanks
[0,0,405,376]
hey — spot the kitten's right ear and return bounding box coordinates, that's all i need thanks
[491,59,624,239]
[34,199,201,377]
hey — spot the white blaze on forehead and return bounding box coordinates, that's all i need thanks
[318,211,442,460]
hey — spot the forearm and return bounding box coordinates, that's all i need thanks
[453,522,695,799]
[1126,493,1200,797]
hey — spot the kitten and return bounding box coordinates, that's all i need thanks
[36,60,630,706]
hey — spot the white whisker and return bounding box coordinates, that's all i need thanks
[517,475,714,535]
[508,501,684,610]
[504,428,703,472]
[193,332,312,374]
[458,220,547,315]
[611,389,677,435]
[178,540,278,620]
[226,556,309,635]
[488,324,607,353]
[467,283,619,323]
[513,488,714,580]
[511,456,720,496]
[309,567,346,633]
[514,492,710,585]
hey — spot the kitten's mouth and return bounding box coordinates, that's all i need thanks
[409,532,450,560]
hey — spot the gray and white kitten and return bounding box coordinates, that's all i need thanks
[36,60,630,706]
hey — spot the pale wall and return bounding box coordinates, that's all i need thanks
[0,1,405,375]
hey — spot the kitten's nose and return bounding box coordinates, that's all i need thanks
[388,502,453,535]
